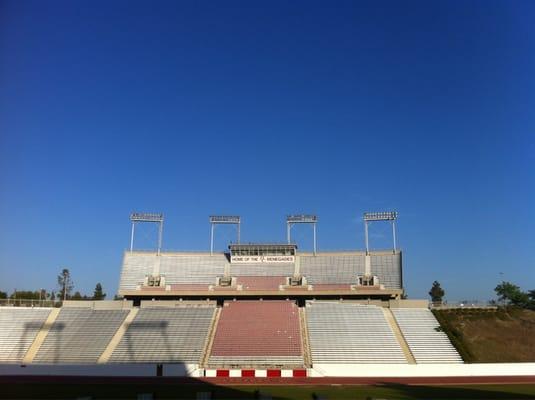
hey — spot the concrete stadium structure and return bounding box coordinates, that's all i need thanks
[1,213,533,384]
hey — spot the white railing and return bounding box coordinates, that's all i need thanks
[0,299,62,308]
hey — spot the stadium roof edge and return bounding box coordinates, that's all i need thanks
[123,249,402,256]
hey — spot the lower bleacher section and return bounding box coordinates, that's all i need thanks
[306,302,407,364]
[391,308,463,364]
[0,307,51,363]
[209,301,304,367]
[34,307,129,364]
[0,301,463,368]
[110,303,215,364]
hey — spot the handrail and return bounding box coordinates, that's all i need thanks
[0,299,63,308]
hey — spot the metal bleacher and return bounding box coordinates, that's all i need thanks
[370,253,402,289]
[0,307,51,363]
[299,253,402,289]
[119,252,157,290]
[119,252,226,290]
[306,302,407,364]
[110,303,215,364]
[159,255,225,284]
[300,255,364,284]
[33,308,129,364]
[391,308,463,364]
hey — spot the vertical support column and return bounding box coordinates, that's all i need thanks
[157,220,163,256]
[209,216,241,254]
[392,220,397,252]
[130,221,135,252]
[129,213,164,254]
[365,254,371,276]
[210,223,215,255]
[364,220,369,255]
[287,222,291,244]
[313,223,317,256]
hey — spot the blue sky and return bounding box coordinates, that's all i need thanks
[1,0,534,301]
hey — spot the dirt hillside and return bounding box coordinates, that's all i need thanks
[433,308,535,363]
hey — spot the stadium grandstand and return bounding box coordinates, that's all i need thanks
[0,212,475,381]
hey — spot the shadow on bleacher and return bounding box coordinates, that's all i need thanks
[121,320,171,362]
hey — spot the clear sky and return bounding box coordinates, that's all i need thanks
[1,0,534,301]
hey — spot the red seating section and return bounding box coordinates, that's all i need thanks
[237,276,286,291]
[168,284,209,291]
[210,301,302,357]
[312,284,352,290]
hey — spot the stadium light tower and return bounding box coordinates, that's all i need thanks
[363,211,398,254]
[209,215,241,255]
[130,213,164,255]
[287,214,318,255]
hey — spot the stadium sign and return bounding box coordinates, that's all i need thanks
[231,255,295,264]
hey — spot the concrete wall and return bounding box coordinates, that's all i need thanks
[62,300,133,309]
[310,363,535,377]
[4,363,533,379]
[389,299,429,308]
[0,363,201,377]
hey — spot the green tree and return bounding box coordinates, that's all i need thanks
[0,291,7,299]
[71,291,83,300]
[494,281,529,307]
[57,268,74,300]
[429,281,445,303]
[93,283,106,300]
[10,290,41,300]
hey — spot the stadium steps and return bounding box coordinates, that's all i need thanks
[299,307,312,367]
[200,307,221,368]
[22,308,60,364]
[382,307,416,364]
[98,307,139,363]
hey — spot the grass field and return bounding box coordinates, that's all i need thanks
[433,308,535,363]
[3,382,535,399]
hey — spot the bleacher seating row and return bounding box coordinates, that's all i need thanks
[0,302,462,366]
